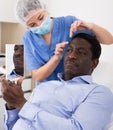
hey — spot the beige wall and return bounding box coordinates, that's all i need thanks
[1,22,25,53]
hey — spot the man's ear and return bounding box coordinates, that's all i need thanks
[92,59,99,70]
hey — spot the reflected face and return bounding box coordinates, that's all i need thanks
[26,10,48,28]
[64,38,94,79]
[13,45,24,76]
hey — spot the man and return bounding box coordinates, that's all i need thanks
[7,45,24,80]
[1,33,113,130]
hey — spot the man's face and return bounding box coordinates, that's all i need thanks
[64,38,95,79]
[13,45,24,75]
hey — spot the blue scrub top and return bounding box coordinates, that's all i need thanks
[22,16,94,82]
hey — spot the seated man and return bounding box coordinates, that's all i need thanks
[7,45,24,80]
[1,33,113,130]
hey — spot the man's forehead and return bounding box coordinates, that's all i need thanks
[71,37,91,46]
[14,46,23,53]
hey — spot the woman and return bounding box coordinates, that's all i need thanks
[15,0,113,83]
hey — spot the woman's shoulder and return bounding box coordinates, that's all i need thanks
[22,30,40,42]
[53,15,78,21]
[22,30,37,45]
[22,30,33,38]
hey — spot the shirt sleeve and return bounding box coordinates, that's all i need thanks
[22,32,43,71]
[4,105,19,130]
[19,101,81,130]
[18,87,113,130]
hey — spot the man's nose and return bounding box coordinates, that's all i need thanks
[68,52,77,59]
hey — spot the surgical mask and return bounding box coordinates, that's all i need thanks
[30,15,52,35]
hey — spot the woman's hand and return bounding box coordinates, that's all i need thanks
[70,20,94,37]
[54,42,69,56]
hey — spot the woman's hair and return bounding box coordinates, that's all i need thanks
[15,0,46,27]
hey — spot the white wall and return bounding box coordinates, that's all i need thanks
[5,44,15,76]
[47,0,113,33]
[0,0,17,22]
[47,0,113,88]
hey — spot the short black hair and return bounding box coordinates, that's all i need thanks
[72,33,101,60]
[14,45,23,51]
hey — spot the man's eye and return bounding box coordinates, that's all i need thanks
[67,48,72,53]
[78,51,87,55]
[14,54,23,58]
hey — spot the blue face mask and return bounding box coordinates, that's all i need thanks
[30,16,52,35]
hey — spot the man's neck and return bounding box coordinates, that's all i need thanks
[63,74,75,81]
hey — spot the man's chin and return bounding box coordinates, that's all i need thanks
[65,65,78,72]
[65,69,77,75]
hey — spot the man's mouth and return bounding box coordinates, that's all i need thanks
[65,60,79,67]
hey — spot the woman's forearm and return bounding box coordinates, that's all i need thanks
[32,55,61,82]
[91,23,113,44]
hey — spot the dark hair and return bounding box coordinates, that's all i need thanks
[72,33,101,60]
[14,45,23,51]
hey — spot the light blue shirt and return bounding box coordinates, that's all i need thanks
[4,74,113,130]
[7,69,23,80]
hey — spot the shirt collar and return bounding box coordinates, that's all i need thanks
[57,73,93,84]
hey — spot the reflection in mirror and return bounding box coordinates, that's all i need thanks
[6,44,24,81]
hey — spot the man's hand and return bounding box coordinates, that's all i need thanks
[1,79,27,110]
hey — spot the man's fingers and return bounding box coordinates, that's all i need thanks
[17,77,24,87]
[1,79,10,88]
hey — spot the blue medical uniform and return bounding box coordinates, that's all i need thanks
[22,16,93,82]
